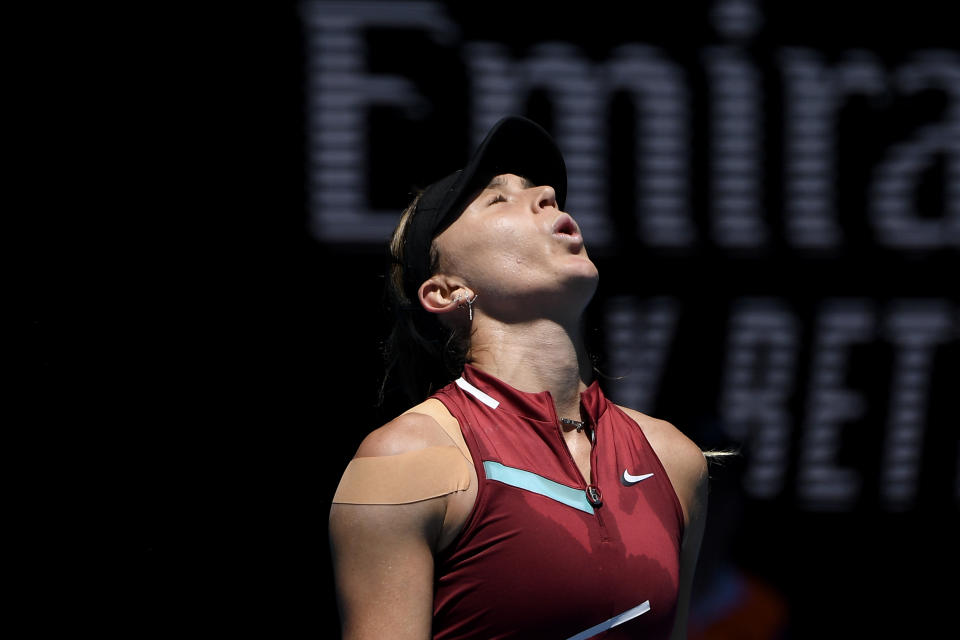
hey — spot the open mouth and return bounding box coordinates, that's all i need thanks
[552,213,582,243]
[552,213,579,237]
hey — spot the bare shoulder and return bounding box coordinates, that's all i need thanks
[615,405,707,475]
[332,398,475,559]
[355,400,455,457]
[615,405,708,524]
[331,401,461,548]
[330,403,451,637]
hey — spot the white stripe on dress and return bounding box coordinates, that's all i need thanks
[565,600,651,640]
[455,377,500,409]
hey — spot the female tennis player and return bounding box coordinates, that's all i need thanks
[330,116,708,640]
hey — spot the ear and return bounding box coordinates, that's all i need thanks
[418,275,470,316]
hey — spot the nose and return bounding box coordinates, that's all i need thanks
[532,185,558,213]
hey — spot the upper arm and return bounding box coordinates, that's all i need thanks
[330,499,442,639]
[616,405,707,527]
[329,412,464,640]
[670,450,708,640]
[616,406,709,640]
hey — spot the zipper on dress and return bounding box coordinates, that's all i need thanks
[550,403,609,540]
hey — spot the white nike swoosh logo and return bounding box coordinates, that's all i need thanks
[622,470,654,485]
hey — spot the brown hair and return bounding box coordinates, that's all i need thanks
[379,191,470,408]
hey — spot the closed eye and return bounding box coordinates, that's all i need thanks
[487,194,507,206]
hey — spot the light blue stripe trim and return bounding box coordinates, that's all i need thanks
[482,461,593,514]
[565,600,651,640]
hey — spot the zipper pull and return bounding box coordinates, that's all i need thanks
[586,484,603,508]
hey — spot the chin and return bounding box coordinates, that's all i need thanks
[562,261,600,299]
[566,255,600,282]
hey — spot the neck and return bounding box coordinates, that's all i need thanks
[467,316,593,420]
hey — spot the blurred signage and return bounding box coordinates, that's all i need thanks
[302,0,959,513]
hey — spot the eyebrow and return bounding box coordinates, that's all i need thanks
[485,175,537,190]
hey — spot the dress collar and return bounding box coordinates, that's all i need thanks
[456,363,608,425]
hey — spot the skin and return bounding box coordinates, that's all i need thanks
[330,174,709,639]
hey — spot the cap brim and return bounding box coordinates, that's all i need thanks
[431,116,567,235]
[401,116,567,304]
[461,116,567,211]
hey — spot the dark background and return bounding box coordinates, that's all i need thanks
[28,1,957,637]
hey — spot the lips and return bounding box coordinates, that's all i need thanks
[551,213,580,238]
[551,213,584,253]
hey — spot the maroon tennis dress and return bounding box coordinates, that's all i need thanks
[430,364,684,639]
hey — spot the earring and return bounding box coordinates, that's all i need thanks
[457,293,479,321]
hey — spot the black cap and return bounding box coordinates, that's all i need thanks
[401,116,567,304]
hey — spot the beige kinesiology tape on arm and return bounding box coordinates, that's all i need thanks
[332,446,472,505]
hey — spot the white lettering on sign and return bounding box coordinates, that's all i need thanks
[301,2,960,250]
[705,46,766,248]
[719,299,799,499]
[300,1,457,242]
[605,295,958,511]
[780,49,887,249]
[881,300,954,509]
[603,296,680,412]
[869,51,960,249]
[797,299,875,511]
[301,2,960,512]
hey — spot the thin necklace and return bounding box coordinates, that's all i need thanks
[560,417,588,432]
[560,417,596,444]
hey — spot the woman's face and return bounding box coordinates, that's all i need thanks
[432,173,599,319]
